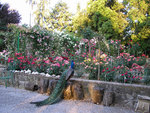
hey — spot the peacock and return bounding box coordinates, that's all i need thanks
[30,60,74,107]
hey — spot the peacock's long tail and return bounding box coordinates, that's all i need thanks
[30,70,67,107]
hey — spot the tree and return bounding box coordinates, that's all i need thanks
[47,1,72,31]
[0,3,21,30]
[34,0,50,28]
[70,9,90,36]
[122,0,150,54]
[71,0,128,39]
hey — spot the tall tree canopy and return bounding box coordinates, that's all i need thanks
[123,0,150,41]
[34,0,50,29]
[47,1,72,31]
[71,0,128,39]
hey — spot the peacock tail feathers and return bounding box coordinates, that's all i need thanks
[30,70,67,107]
[30,61,74,107]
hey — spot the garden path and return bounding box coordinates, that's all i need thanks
[0,85,139,113]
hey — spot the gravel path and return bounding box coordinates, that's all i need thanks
[0,85,139,113]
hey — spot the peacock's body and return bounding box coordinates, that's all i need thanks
[30,61,74,107]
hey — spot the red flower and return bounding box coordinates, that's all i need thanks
[102,69,105,72]
[106,68,109,70]
[31,62,35,65]
[125,72,128,75]
[142,54,146,57]
[61,56,69,60]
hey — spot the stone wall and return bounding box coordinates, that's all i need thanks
[0,71,150,110]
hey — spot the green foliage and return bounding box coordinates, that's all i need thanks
[0,3,21,31]
[47,1,72,31]
[143,63,150,85]
[71,0,128,39]
[34,0,50,28]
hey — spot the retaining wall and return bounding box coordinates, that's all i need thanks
[0,71,150,110]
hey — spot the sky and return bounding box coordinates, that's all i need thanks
[1,0,123,26]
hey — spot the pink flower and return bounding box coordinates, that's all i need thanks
[133,76,135,79]
[93,57,96,60]
[55,63,60,67]
[121,74,124,76]
[104,58,107,62]
[111,40,114,43]
[116,66,120,69]
[81,55,85,57]
[62,64,65,66]
[106,68,109,70]
[127,59,131,61]
[45,60,50,64]
[64,60,69,64]
[55,56,63,62]
[130,69,133,71]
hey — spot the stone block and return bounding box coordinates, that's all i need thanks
[38,78,49,94]
[19,81,28,89]
[25,82,38,91]
[72,83,84,100]
[90,85,104,104]
[135,95,150,113]
[64,82,73,100]
[103,90,114,106]
[47,80,57,95]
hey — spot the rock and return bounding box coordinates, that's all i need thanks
[90,85,104,104]
[64,82,73,100]
[47,80,57,95]
[38,78,49,94]
[103,90,114,106]
[25,82,38,91]
[72,83,84,100]
[19,81,28,89]
[135,95,150,112]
